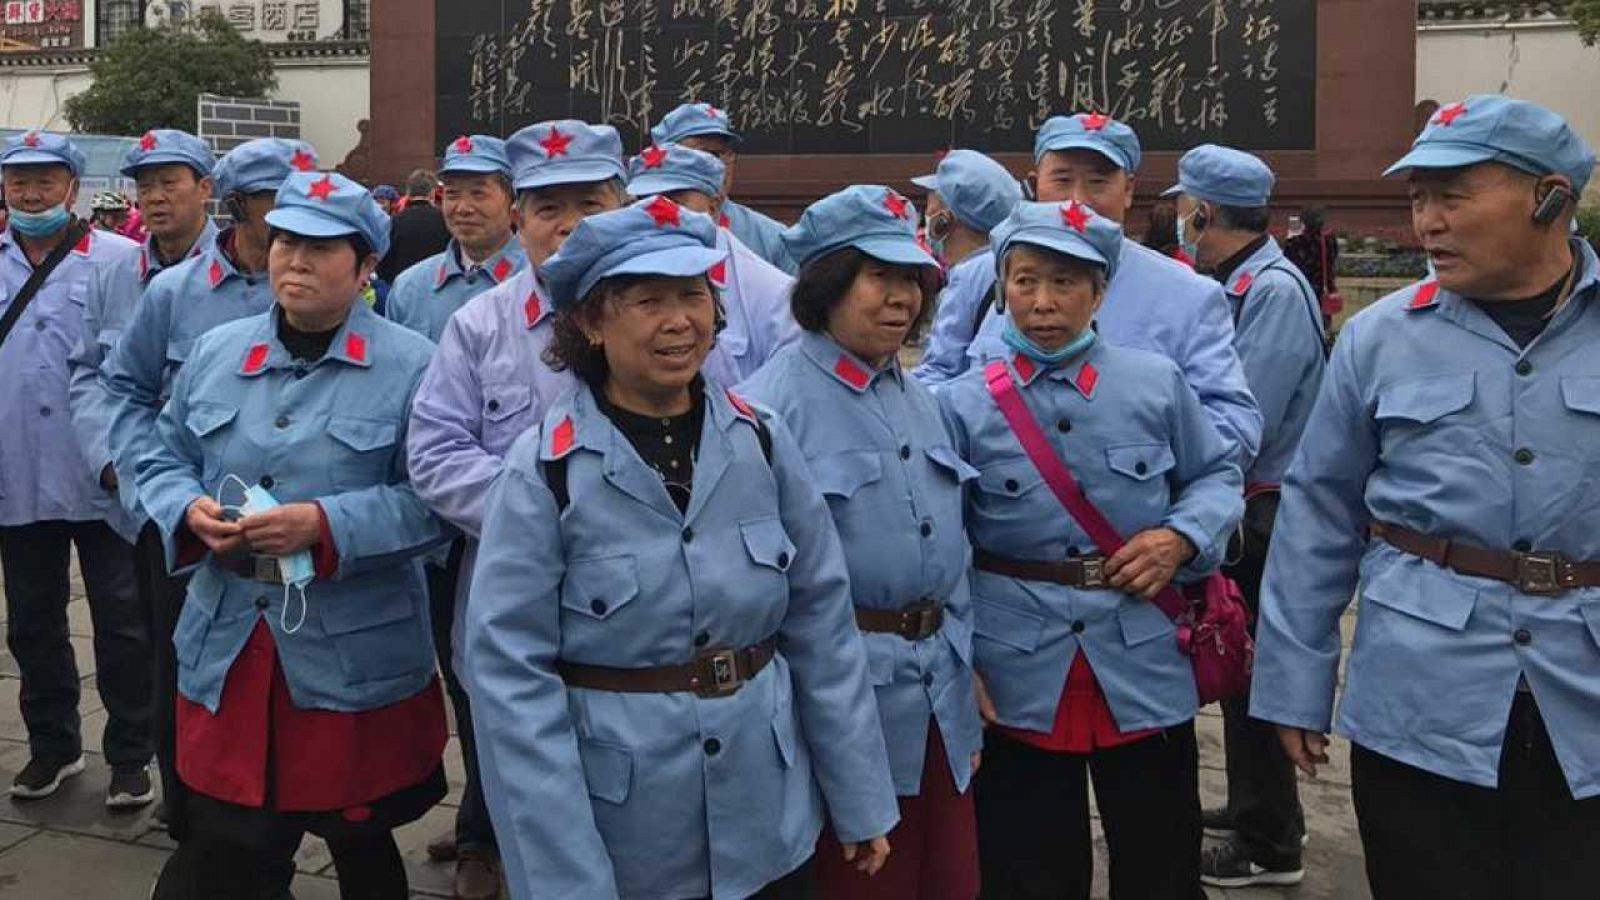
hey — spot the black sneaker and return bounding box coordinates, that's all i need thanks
[1201,805,1236,838]
[10,755,86,800]
[1200,837,1304,888]
[107,765,156,810]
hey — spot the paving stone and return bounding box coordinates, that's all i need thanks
[0,830,167,899]
[0,821,36,853]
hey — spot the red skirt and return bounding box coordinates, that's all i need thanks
[177,619,448,815]
[998,653,1158,755]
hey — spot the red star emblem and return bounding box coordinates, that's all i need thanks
[703,103,722,119]
[289,148,316,172]
[883,190,910,219]
[640,145,669,169]
[307,174,338,202]
[539,128,573,159]
[1079,112,1111,131]
[644,195,681,227]
[453,135,474,154]
[1060,201,1091,233]
[139,131,158,152]
[21,131,40,148]
[935,148,950,161]
[1433,103,1467,127]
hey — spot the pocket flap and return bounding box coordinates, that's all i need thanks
[972,599,1043,652]
[1119,600,1177,647]
[1560,377,1600,417]
[1105,443,1176,481]
[578,738,633,804]
[1362,558,1478,631]
[925,444,979,483]
[560,554,640,620]
[975,461,1043,497]
[327,416,398,453]
[740,517,796,572]
[813,450,882,499]
[185,403,237,438]
[1375,373,1476,424]
[319,588,416,635]
[482,383,533,423]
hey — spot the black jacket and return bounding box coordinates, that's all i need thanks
[378,200,450,284]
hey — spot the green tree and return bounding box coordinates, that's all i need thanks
[1570,1,1600,44]
[64,11,276,136]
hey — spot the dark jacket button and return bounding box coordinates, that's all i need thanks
[1134,461,1148,475]
[1056,419,1071,433]
[703,738,721,756]
[694,632,710,647]
[1071,620,1085,633]
[777,552,790,568]
[1514,628,1532,646]
[487,399,500,412]
[899,445,911,460]
[255,596,270,610]
[1515,359,1532,376]
[922,673,934,687]
[1004,479,1019,492]
[590,598,607,615]
[259,476,275,489]
[682,527,694,543]
[275,415,290,429]
[1514,448,1534,465]
[920,522,932,537]
[1513,539,1532,553]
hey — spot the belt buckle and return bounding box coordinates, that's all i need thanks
[1080,557,1107,589]
[252,556,282,585]
[696,648,743,698]
[1515,552,1567,595]
[904,604,940,641]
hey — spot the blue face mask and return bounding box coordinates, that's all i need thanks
[1001,319,1097,365]
[1176,208,1202,259]
[219,475,317,634]
[9,203,70,238]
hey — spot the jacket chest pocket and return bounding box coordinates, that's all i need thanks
[185,402,239,489]
[1375,372,1477,456]
[1559,377,1600,459]
[322,589,431,685]
[481,382,535,452]
[740,516,797,600]
[560,554,640,623]
[326,415,399,490]
[813,450,882,502]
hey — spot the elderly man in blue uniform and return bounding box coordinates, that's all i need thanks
[1163,144,1326,888]
[0,131,154,807]
[386,135,526,342]
[405,119,627,899]
[908,148,1023,386]
[651,102,797,273]
[121,129,218,285]
[1251,95,1600,898]
[91,137,317,838]
[967,113,1261,467]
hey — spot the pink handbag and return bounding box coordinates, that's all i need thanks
[983,361,1253,705]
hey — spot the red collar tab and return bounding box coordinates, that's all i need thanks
[539,128,573,159]
[1230,272,1254,296]
[435,260,452,288]
[72,230,93,256]
[718,212,731,228]
[344,332,368,364]
[1074,361,1100,397]
[1408,281,1442,310]
[524,290,545,328]
[208,259,226,288]
[640,145,668,169]
[708,259,727,288]
[242,343,271,375]
[549,416,576,458]
[645,195,681,227]
[1433,103,1467,127]
[726,389,757,423]
[1011,353,1038,384]
[138,251,151,281]
[492,256,514,283]
[833,355,871,391]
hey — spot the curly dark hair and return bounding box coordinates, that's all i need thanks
[542,273,725,387]
[789,246,939,343]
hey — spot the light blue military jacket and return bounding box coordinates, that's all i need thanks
[702,229,798,387]
[939,343,1243,732]
[464,383,898,900]
[134,302,447,713]
[1223,238,1325,487]
[1251,243,1600,799]
[2,226,140,532]
[912,247,997,386]
[740,332,983,795]
[384,236,527,342]
[966,238,1263,469]
[98,230,276,526]
[723,199,796,274]
[136,217,218,285]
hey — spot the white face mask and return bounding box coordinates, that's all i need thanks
[219,474,316,634]
[1176,208,1202,259]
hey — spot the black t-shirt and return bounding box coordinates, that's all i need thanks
[1471,266,1571,349]
[276,309,340,362]
[596,380,705,514]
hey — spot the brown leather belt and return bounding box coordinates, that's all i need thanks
[219,555,285,585]
[973,549,1114,589]
[856,600,944,641]
[557,639,777,698]
[1371,521,1600,596]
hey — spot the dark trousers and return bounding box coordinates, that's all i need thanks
[1219,492,1304,864]
[426,540,496,853]
[0,519,151,768]
[692,857,813,900]
[1351,693,1600,899]
[136,522,191,834]
[975,726,1205,900]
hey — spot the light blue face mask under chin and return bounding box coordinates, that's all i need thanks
[1001,320,1097,365]
[218,474,316,635]
[8,204,70,238]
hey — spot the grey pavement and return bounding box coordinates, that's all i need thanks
[0,559,1371,899]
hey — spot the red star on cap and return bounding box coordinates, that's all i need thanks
[645,195,681,227]
[640,145,669,169]
[883,189,910,219]
[1079,112,1111,131]
[1433,103,1467,126]
[139,131,158,152]
[1061,201,1091,233]
[289,148,316,172]
[703,103,722,118]
[307,174,338,202]
[453,135,474,154]
[21,131,40,147]
[539,128,573,159]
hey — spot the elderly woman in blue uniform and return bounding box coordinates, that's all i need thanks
[137,172,449,899]
[907,149,1023,386]
[739,185,982,899]
[464,196,899,900]
[626,141,797,385]
[939,201,1242,900]
[386,135,526,342]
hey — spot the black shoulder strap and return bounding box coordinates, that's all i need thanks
[0,220,87,352]
[541,412,774,512]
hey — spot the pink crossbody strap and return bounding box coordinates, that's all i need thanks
[983,361,1188,621]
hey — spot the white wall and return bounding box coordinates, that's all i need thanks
[0,64,95,132]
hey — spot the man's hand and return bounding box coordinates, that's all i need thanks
[238,503,323,557]
[841,836,891,876]
[1277,726,1331,778]
[1105,527,1195,599]
[186,496,244,556]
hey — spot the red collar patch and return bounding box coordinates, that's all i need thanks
[1074,361,1100,397]
[550,416,576,457]
[1408,281,1442,310]
[726,389,756,422]
[640,145,668,169]
[524,290,544,328]
[1011,353,1037,383]
[1231,272,1254,295]
[492,257,513,282]
[708,259,727,288]
[208,260,226,288]
[833,355,871,390]
[344,332,368,364]
[435,260,452,288]
[242,343,270,374]
[138,251,151,281]
[718,212,731,229]
[539,128,573,159]
[72,230,92,255]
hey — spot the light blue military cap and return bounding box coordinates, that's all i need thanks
[1385,94,1597,192]
[119,128,215,178]
[1033,112,1142,171]
[265,171,392,259]
[650,102,740,146]
[506,120,626,192]
[991,200,1125,282]
[1,130,86,176]
[539,196,727,312]
[1162,144,1276,208]
[440,134,512,177]
[212,138,319,197]
[627,143,725,199]
[910,148,1023,234]
[784,185,938,270]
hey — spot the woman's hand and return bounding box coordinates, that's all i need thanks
[238,502,324,557]
[186,496,245,556]
[841,835,891,876]
[975,673,999,726]
[1105,527,1195,599]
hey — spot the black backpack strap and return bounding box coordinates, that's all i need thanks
[0,219,87,352]
[1261,262,1332,358]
